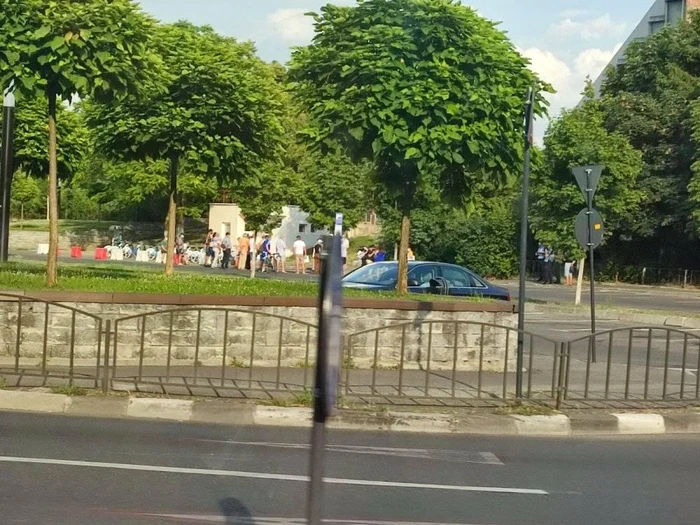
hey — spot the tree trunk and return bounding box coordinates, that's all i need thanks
[164,154,178,277]
[20,203,23,230]
[46,92,59,287]
[397,214,411,294]
[250,229,257,279]
[575,257,585,306]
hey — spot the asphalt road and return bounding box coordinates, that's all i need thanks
[496,279,700,315]
[1,412,699,524]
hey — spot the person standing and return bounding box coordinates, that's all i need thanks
[312,239,323,274]
[204,229,213,267]
[237,234,250,270]
[221,232,232,269]
[543,247,554,284]
[564,257,574,287]
[407,248,416,261]
[293,236,307,274]
[209,233,221,268]
[341,235,350,274]
[536,243,546,282]
[260,234,271,272]
[275,236,287,273]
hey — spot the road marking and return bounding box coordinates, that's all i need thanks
[0,455,545,495]
[667,367,697,377]
[197,441,503,465]
[143,516,491,525]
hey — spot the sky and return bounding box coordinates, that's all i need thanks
[137,0,654,139]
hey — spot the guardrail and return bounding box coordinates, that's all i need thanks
[0,295,698,408]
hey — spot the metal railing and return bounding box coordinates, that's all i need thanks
[562,327,700,403]
[341,320,561,405]
[0,294,699,408]
[0,293,103,389]
[109,307,317,397]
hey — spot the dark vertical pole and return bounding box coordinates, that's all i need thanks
[0,92,16,262]
[516,87,535,399]
[586,170,597,362]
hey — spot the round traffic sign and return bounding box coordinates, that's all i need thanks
[575,208,604,249]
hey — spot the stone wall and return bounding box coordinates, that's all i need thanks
[0,293,516,372]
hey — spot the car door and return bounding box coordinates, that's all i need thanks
[440,265,487,297]
[407,264,441,295]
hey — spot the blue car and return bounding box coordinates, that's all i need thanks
[342,261,511,301]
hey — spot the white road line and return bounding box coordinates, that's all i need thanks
[144,516,490,525]
[0,455,545,495]
[197,441,503,466]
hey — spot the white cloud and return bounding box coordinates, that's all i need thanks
[267,8,315,44]
[521,43,622,142]
[558,9,592,19]
[549,14,626,41]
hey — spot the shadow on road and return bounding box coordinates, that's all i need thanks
[220,497,255,525]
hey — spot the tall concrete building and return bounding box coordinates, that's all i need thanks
[593,0,698,95]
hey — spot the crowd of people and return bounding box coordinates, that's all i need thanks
[534,243,576,286]
[159,230,407,276]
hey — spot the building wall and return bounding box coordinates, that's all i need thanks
[208,204,246,239]
[593,0,691,96]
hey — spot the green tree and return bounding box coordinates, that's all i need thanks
[289,0,548,292]
[14,95,87,181]
[298,152,372,232]
[86,22,284,275]
[531,87,644,261]
[11,171,41,227]
[0,0,157,285]
[600,13,700,269]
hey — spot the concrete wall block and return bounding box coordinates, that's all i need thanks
[17,342,44,358]
[47,344,71,358]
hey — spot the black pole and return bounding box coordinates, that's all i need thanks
[0,92,16,263]
[586,170,597,362]
[516,87,535,400]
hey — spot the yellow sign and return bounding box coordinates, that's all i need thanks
[594,223,602,230]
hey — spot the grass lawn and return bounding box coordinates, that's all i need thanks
[0,261,486,302]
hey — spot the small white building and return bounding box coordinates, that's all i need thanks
[270,205,329,254]
[207,203,377,256]
[207,203,246,239]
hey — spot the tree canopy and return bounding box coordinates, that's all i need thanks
[0,0,158,285]
[531,86,644,260]
[289,0,548,291]
[86,22,285,274]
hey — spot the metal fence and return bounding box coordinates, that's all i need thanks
[1,295,699,408]
[0,293,104,389]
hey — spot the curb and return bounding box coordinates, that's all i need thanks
[1,390,699,436]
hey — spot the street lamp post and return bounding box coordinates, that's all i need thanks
[0,89,16,263]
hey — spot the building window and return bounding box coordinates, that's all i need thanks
[667,0,684,25]
[298,224,307,233]
[310,225,318,233]
[649,20,665,35]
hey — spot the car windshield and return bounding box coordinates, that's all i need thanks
[343,263,398,285]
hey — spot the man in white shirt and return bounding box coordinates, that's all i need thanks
[274,236,287,273]
[293,236,307,274]
[341,235,350,274]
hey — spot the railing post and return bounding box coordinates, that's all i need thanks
[684,269,688,289]
[102,320,111,393]
[556,341,568,410]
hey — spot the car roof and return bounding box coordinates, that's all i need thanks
[366,261,475,272]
